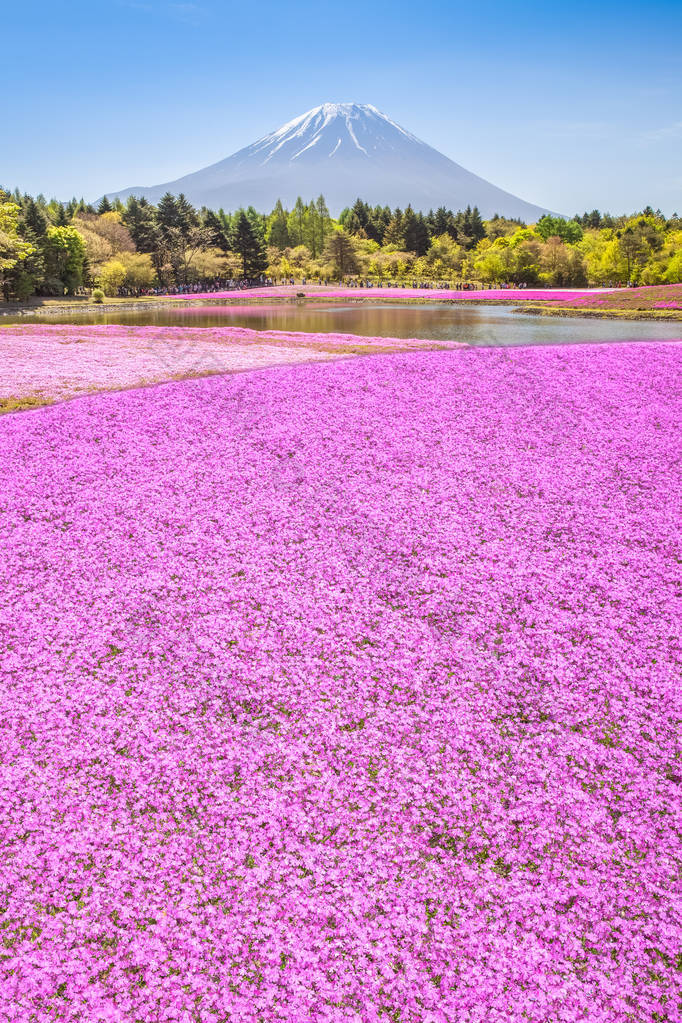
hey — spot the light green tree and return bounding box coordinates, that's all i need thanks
[44,225,86,293]
[426,234,465,276]
[664,250,682,283]
[473,249,507,284]
[97,259,127,296]
[117,251,157,290]
[315,195,330,252]
[539,237,572,286]
[0,200,35,300]
[598,238,629,284]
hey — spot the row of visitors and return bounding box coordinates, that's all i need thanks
[115,278,272,298]
[110,277,569,298]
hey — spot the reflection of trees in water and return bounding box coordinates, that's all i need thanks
[30,305,682,347]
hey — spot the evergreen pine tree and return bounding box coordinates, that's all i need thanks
[324,230,358,278]
[344,211,365,236]
[54,204,69,226]
[384,209,405,247]
[469,206,485,244]
[268,199,290,250]
[175,193,199,240]
[402,206,419,252]
[123,196,159,253]
[433,206,451,236]
[453,206,476,249]
[304,201,319,257]
[246,206,266,241]
[351,198,369,231]
[414,213,430,256]
[366,205,387,244]
[97,196,112,215]
[232,211,267,278]
[156,193,181,234]
[288,197,306,247]
[203,209,230,251]
[315,195,329,252]
[22,198,48,239]
[11,197,47,298]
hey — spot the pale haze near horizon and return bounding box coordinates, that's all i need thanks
[2,0,681,216]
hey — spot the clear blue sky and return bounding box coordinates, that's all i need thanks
[2,0,681,214]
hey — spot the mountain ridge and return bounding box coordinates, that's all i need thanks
[103,102,554,220]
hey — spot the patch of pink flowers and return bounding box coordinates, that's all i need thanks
[0,324,456,405]
[1,343,681,1021]
[177,285,602,303]
[543,284,682,312]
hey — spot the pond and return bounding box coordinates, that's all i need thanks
[5,302,681,346]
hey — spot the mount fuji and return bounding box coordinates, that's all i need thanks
[104,103,552,220]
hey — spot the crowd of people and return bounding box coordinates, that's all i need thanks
[114,278,267,298]
[334,280,531,290]
[109,276,544,298]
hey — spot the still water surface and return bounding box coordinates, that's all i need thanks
[8,303,682,346]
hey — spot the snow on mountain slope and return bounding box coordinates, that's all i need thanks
[104,103,553,219]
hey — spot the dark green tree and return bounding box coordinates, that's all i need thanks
[469,206,485,244]
[344,211,365,236]
[203,208,231,251]
[175,193,199,239]
[22,197,48,240]
[324,230,358,278]
[123,196,159,253]
[54,204,70,227]
[246,205,266,244]
[414,212,430,256]
[232,211,267,277]
[384,208,405,247]
[402,206,419,252]
[432,206,452,237]
[156,193,182,234]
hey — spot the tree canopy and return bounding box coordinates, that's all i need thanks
[1,184,681,300]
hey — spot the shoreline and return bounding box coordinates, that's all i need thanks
[2,292,682,322]
[515,304,682,321]
[0,294,557,318]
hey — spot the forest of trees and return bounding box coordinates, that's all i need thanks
[1,185,681,301]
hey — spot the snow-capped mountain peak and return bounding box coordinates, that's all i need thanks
[104,102,553,219]
[247,103,421,166]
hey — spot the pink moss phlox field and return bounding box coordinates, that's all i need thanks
[0,323,456,405]
[533,283,682,312]
[176,285,602,303]
[1,343,682,1022]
